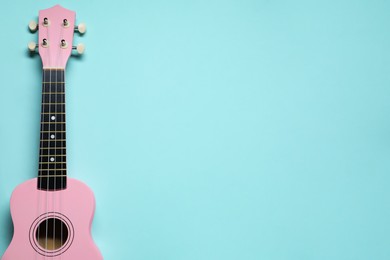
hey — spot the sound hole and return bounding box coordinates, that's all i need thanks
[35,218,69,250]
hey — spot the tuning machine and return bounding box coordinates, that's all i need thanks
[75,23,86,34]
[73,43,85,55]
[29,20,38,32]
[28,42,37,52]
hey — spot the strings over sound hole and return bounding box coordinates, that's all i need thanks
[36,218,69,250]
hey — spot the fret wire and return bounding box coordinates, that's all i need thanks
[39,162,67,164]
[40,147,66,149]
[42,89,65,93]
[38,174,66,178]
[38,177,67,179]
[39,168,67,171]
[42,82,65,83]
[38,175,67,177]
[42,103,65,105]
[40,155,66,157]
[40,139,66,141]
[42,112,65,114]
[40,154,66,157]
[40,131,66,133]
[39,174,67,176]
[40,154,66,156]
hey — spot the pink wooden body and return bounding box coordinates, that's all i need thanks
[2,178,103,259]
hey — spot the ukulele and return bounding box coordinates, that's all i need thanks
[2,5,103,259]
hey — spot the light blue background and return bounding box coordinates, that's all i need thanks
[1,0,390,259]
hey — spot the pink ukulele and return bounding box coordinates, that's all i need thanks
[2,5,103,259]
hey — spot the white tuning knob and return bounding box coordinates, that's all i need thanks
[29,20,38,32]
[74,43,85,54]
[76,23,86,34]
[28,42,37,52]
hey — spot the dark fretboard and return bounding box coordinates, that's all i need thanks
[38,69,67,191]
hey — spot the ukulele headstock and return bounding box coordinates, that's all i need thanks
[28,5,86,69]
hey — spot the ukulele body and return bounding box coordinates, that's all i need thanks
[2,178,103,260]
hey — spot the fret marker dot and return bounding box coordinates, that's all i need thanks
[51,116,56,120]
[50,134,55,139]
[50,157,55,162]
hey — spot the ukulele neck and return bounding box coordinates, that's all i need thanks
[38,68,67,191]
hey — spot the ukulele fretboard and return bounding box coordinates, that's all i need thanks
[38,69,67,190]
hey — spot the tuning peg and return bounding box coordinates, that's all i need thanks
[73,43,85,54]
[28,42,37,52]
[29,20,38,32]
[75,23,86,34]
